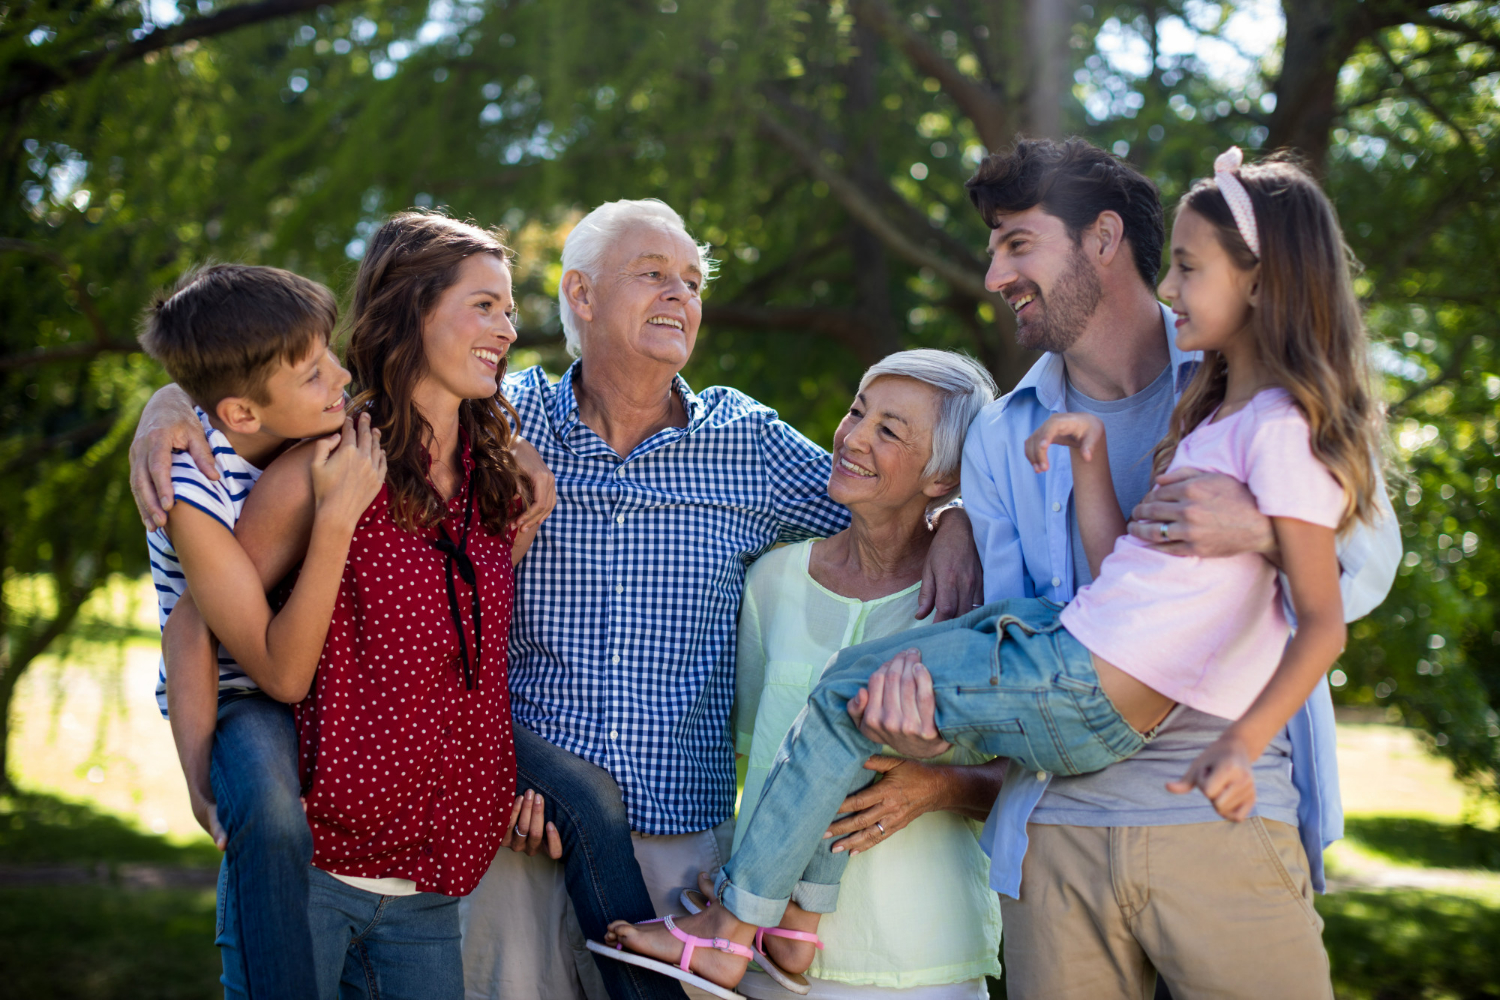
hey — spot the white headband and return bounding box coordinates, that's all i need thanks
[1213,146,1261,258]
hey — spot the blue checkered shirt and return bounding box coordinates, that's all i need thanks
[504,362,850,834]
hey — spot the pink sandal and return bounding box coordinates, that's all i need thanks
[680,889,825,996]
[587,914,754,1000]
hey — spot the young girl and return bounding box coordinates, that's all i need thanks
[600,148,1385,998]
[232,212,539,999]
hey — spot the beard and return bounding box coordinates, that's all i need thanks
[1013,243,1103,354]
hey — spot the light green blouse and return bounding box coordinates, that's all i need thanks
[733,540,1003,989]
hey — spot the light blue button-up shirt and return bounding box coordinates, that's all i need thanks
[962,303,1402,897]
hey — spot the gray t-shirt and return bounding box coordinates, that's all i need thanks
[1065,363,1173,587]
[1031,365,1300,828]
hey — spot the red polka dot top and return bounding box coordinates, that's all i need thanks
[295,438,517,896]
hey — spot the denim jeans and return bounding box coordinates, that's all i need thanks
[210,692,317,1000]
[306,867,463,1000]
[514,723,688,1000]
[719,598,1147,927]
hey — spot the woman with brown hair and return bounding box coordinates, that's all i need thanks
[231,211,542,998]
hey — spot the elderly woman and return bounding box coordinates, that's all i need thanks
[621,350,1005,999]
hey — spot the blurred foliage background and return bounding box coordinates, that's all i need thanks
[2,0,1498,800]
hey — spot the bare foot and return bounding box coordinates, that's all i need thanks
[605,906,755,990]
[760,902,822,975]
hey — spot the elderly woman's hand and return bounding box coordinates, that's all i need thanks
[824,756,947,855]
[847,649,953,759]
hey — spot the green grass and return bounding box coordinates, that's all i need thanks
[0,792,220,867]
[1320,890,1500,999]
[0,885,219,1000]
[1343,816,1500,873]
[7,790,1500,999]
[0,791,220,999]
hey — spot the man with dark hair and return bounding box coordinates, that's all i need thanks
[856,137,1401,998]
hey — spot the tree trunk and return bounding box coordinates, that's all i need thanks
[846,17,903,361]
[1268,0,1430,171]
[1267,0,1347,169]
[1025,0,1075,139]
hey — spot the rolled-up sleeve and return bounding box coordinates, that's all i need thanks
[761,415,850,542]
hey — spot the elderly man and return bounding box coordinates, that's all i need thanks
[850,138,1401,1000]
[128,199,980,1000]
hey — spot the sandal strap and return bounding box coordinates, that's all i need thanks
[663,914,754,973]
[755,926,826,951]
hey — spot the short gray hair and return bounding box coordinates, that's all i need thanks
[857,349,997,501]
[558,198,717,358]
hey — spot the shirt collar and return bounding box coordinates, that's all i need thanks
[999,301,1201,414]
[547,359,707,442]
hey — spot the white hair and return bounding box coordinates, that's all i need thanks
[857,349,997,502]
[557,198,717,358]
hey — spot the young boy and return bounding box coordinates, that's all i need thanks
[139,264,386,1000]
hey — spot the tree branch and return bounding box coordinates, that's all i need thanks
[758,84,988,272]
[1372,34,1482,157]
[851,0,1011,152]
[754,107,998,304]
[703,302,881,362]
[2,0,353,109]
[0,238,109,346]
[1390,335,1473,415]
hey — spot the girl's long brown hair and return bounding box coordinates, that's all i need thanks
[1152,155,1385,532]
[345,211,531,535]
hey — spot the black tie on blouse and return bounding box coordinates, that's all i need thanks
[428,484,480,691]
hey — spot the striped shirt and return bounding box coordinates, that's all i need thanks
[504,362,850,834]
[149,407,263,717]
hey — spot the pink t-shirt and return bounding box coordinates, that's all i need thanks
[1059,388,1346,720]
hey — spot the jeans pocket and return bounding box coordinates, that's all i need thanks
[942,715,1041,772]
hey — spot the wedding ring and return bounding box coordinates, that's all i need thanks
[1159,521,1170,541]
[875,821,886,836]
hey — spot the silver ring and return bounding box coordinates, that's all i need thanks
[971,602,984,608]
[875,821,886,836]
[1158,521,1170,541]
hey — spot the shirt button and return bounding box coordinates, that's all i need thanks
[1036,770,1048,781]
[612,654,621,665]
[616,514,626,524]
[615,584,624,595]
[609,730,619,741]
[1051,576,1061,587]
[1052,502,1061,512]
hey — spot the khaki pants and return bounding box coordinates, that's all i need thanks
[460,820,734,1000]
[1000,818,1334,1000]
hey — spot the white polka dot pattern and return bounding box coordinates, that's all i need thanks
[296,441,517,897]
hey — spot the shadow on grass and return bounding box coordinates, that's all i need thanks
[0,791,220,999]
[0,791,219,868]
[1344,816,1500,872]
[1319,889,1500,999]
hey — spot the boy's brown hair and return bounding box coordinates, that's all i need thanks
[138,263,338,410]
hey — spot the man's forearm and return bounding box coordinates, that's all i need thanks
[933,757,1007,821]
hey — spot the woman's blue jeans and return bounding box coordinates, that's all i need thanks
[513,723,688,1000]
[306,867,463,1000]
[211,692,317,1000]
[718,598,1147,927]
